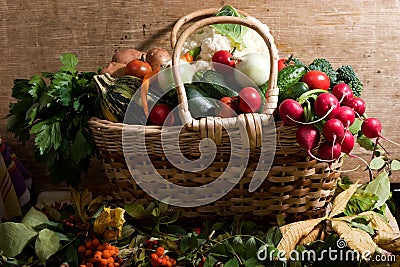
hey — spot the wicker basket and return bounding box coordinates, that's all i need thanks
[88,9,342,223]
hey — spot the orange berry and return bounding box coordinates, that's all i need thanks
[102,249,112,259]
[104,243,113,251]
[156,247,165,257]
[166,261,172,267]
[85,240,93,249]
[77,245,86,254]
[160,259,167,266]
[86,263,94,267]
[150,253,158,261]
[113,263,120,267]
[100,259,108,266]
[92,239,100,248]
[93,253,102,262]
[164,255,170,261]
[170,259,176,266]
[96,245,105,252]
[107,257,114,265]
[85,249,93,257]
[79,265,86,267]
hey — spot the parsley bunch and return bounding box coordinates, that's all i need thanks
[6,53,98,186]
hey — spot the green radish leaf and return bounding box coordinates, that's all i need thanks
[35,229,60,264]
[391,160,400,171]
[21,207,49,228]
[349,118,362,134]
[0,222,38,257]
[369,157,386,170]
[357,134,375,151]
[232,236,245,257]
[364,171,390,209]
[265,226,282,246]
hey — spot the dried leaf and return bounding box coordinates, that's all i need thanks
[93,207,126,238]
[329,182,358,218]
[379,236,400,253]
[331,220,378,254]
[298,224,322,246]
[277,218,323,257]
[69,187,92,222]
[365,212,396,244]
[87,196,104,216]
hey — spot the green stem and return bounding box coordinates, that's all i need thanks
[297,89,328,104]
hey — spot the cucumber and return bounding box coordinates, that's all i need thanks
[277,65,307,94]
[278,82,309,104]
[193,70,238,99]
[185,84,218,118]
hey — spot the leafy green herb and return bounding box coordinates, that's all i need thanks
[6,53,97,186]
[344,192,378,216]
[211,5,249,46]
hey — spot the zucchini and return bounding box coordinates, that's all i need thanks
[279,81,309,104]
[185,84,218,118]
[277,65,307,94]
[193,70,238,99]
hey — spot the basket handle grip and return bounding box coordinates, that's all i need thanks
[172,15,279,125]
[170,7,251,49]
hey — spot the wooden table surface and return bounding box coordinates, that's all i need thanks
[0,0,399,190]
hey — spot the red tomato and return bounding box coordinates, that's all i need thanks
[212,50,235,73]
[238,87,262,113]
[278,58,287,71]
[217,96,238,118]
[125,59,152,79]
[148,104,174,126]
[301,70,330,90]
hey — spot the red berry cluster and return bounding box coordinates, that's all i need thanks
[62,215,88,231]
[150,247,176,267]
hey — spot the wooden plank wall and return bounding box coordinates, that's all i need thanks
[0,0,399,191]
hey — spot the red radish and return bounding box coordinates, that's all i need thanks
[332,83,353,105]
[340,131,355,154]
[318,142,342,161]
[314,93,340,119]
[279,99,305,125]
[346,97,366,116]
[339,130,371,171]
[335,106,356,128]
[361,118,400,146]
[361,118,381,139]
[323,118,345,143]
[296,125,321,157]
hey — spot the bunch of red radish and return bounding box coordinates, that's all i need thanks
[279,82,393,163]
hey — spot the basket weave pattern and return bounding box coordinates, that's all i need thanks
[88,9,342,222]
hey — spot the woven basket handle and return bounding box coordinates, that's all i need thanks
[171,16,279,148]
[170,8,251,49]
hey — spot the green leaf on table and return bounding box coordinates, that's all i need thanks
[369,157,386,170]
[35,229,60,264]
[224,257,240,267]
[245,237,258,259]
[243,257,262,267]
[21,207,49,228]
[344,192,379,216]
[0,222,38,257]
[265,226,282,246]
[391,159,400,171]
[364,171,390,209]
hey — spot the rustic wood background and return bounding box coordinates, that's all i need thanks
[0,0,399,193]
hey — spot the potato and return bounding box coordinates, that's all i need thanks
[146,47,171,70]
[112,49,146,64]
[100,62,126,77]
